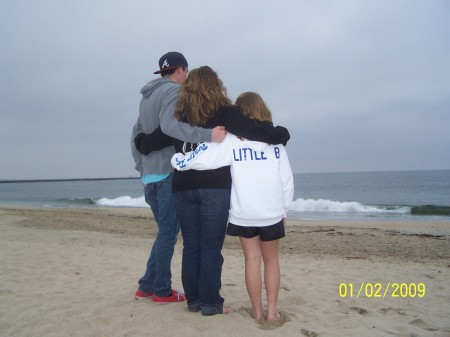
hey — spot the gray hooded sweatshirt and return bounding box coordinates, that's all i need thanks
[131,77,212,176]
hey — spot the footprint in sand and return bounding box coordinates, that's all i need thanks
[237,307,291,330]
[349,306,368,316]
[409,318,440,332]
[300,328,319,337]
[258,311,290,330]
[236,306,254,319]
[379,307,406,316]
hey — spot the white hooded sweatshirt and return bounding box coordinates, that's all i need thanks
[171,134,294,227]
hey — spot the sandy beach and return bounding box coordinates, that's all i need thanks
[1,206,449,337]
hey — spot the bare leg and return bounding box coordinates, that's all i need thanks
[261,239,280,321]
[239,236,263,320]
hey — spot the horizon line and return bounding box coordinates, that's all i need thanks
[0,177,140,184]
[1,168,449,183]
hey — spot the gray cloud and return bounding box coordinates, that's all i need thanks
[1,0,449,179]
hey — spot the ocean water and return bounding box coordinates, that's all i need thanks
[1,170,449,221]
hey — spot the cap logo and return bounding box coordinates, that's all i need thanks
[162,59,170,69]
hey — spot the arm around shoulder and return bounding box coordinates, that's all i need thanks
[134,126,172,155]
[221,107,290,145]
[171,135,233,171]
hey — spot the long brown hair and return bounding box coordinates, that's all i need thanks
[174,66,232,126]
[235,92,272,123]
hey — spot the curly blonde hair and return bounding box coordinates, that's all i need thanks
[174,66,232,126]
[235,92,272,123]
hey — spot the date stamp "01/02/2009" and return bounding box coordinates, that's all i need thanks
[338,283,426,298]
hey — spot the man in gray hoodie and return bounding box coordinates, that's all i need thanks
[131,52,226,303]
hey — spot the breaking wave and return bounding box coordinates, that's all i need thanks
[289,198,410,214]
[65,195,448,217]
[95,196,147,207]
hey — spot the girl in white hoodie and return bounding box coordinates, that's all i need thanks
[171,92,294,321]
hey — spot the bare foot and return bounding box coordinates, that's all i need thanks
[267,311,279,322]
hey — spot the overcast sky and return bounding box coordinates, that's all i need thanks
[1,0,449,179]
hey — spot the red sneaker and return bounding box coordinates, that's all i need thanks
[153,290,187,303]
[135,289,154,300]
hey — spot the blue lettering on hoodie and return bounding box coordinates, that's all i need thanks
[233,148,268,162]
[274,147,280,159]
[175,143,209,169]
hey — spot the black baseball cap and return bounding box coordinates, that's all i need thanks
[154,52,188,74]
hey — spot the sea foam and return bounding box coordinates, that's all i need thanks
[96,196,147,207]
[95,195,410,214]
[289,198,410,214]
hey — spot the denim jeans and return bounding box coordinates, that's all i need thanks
[173,188,231,314]
[138,174,180,297]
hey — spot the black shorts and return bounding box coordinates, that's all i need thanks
[227,219,285,242]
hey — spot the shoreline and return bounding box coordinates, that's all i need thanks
[2,202,450,223]
[1,206,449,336]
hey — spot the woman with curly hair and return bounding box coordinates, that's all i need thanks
[170,66,289,316]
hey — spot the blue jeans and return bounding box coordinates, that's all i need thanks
[173,188,231,314]
[138,174,180,297]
